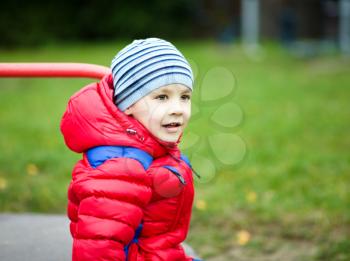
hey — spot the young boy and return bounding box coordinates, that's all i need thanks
[61,38,201,260]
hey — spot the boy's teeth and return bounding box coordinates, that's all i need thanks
[164,123,180,127]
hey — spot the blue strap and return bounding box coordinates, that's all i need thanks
[132,223,143,243]
[163,166,186,185]
[86,146,153,170]
[180,154,201,179]
[180,154,192,168]
[124,223,143,259]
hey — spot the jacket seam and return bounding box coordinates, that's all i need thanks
[78,213,136,230]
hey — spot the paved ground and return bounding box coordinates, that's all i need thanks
[0,213,199,261]
[0,213,71,261]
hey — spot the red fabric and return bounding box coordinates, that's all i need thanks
[61,74,195,261]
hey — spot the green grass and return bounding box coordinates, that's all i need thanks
[0,41,349,260]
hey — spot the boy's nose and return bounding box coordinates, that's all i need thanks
[168,99,183,115]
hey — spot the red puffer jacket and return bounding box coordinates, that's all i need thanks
[60,74,196,261]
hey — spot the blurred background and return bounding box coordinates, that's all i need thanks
[0,0,349,260]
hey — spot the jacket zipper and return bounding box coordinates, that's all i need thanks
[169,159,190,231]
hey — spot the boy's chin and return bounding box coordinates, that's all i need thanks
[159,136,179,143]
[156,133,181,144]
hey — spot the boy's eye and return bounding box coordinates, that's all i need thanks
[181,95,191,101]
[156,94,168,100]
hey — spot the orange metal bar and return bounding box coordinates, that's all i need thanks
[0,63,111,79]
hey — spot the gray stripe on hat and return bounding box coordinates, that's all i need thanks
[115,63,193,100]
[112,48,185,82]
[111,45,179,77]
[116,67,193,103]
[117,55,191,88]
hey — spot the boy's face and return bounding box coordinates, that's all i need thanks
[125,84,192,143]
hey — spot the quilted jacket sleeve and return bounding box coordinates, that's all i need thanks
[67,156,152,261]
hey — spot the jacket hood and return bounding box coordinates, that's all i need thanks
[60,74,181,158]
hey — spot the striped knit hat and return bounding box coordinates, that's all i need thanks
[111,38,194,111]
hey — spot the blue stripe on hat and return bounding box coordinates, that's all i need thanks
[111,44,175,76]
[116,38,165,59]
[113,50,187,84]
[116,66,193,103]
[116,59,192,95]
[117,58,190,91]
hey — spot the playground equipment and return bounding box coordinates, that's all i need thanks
[0,63,110,79]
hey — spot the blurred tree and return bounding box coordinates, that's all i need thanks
[0,0,196,47]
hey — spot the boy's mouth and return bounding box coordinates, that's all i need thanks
[162,122,182,133]
[162,122,181,128]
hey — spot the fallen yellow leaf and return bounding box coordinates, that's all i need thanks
[26,163,39,176]
[246,191,257,203]
[236,230,251,246]
[0,177,7,190]
[195,199,207,211]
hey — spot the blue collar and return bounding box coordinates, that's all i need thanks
[86,146,153,170]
